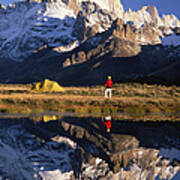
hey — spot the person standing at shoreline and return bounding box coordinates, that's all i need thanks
[104,76,113,98]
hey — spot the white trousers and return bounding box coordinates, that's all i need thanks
[105,88,112,98]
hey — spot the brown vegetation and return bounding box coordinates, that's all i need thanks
[0,83,180,121]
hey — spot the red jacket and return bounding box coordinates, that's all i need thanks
[105,79,113,88]
[104,120,112,129]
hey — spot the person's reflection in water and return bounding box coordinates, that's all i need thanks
[103,116,112,133]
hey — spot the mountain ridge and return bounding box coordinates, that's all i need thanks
[0,0,180,85]
[0,0,179,61]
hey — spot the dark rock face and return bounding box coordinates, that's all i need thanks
[65,18,141,67]
[72,12,86,41]
[0,43,179,86]
[175,27,180,35]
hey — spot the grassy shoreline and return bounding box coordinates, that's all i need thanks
[0,83,180,121]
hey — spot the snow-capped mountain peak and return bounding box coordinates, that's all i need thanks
[0,0,124,61]
[0,0,180,61]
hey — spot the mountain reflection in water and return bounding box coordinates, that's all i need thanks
[0,114,180,180]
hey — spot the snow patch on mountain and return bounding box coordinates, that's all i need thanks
[44,1,76,19]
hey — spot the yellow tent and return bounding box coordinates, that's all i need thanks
[32,79,65,92]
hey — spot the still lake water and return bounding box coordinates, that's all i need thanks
[0,113,180,180]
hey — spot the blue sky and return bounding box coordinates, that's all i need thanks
[122,0,180,19]
[1,0,180,19]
